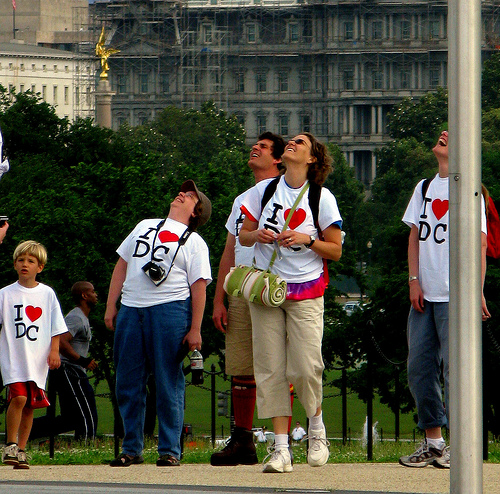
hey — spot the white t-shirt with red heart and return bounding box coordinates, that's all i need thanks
[117,217,212,308]
[241,176,342,283]
[402,173,487,302]
[0,282,68,390]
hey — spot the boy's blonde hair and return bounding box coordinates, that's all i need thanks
[13,240,48,266]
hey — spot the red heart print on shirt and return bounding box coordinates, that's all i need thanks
[158,231,180,243]
[284,208,306,230]
[432,200,449,221]
[26,306,42,322]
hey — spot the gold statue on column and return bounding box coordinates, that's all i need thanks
[96,26,120,80]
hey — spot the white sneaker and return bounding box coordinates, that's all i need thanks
[307,426,330,467]
[2,444,19,466]
[262,446,293,473]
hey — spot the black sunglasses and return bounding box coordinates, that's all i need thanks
[288,138,310,148]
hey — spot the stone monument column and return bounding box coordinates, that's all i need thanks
[95,78,115,129]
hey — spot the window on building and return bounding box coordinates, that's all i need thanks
[256,115,267,134]
[117,116,128,127]
[140,73,148,93]
[43,64,47,72]
[235,114,245,127]
[53,65,58,72]
[64,86,69,105]
[19,84,24,92]
[31,84,36,93]
[300,114,311,133]
[235,72,245,93]
[42,85,47,100]
[344,21,354,40]
[279,71,289,93]
[289,23,299,43]
[204,25,213,44]
[372,70,383,90]
[300,72,311,92]
[65,65,69,72]
[400,69,410,89]
[256,73,267,93]
[53,86,58,104]
[75,87,79,105]
[161,74,169,94]
[401,20,411,40]
[118,75,127,94]
[429,20,440,39]
[32,63,36,71]
[343,69,354,90]
[278,115,289,136]
[303,19,312,40]
[20,63,24,71]
[429,68,440,88]
[8,63,13,70]
[372,21,383,40]
[247,23,256,43]
[8,84,14,93]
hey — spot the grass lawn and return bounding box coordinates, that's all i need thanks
[31,356,418,441]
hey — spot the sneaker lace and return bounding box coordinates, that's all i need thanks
[411,441,429,458]
[305,433,330,451]
[17,451,30,462]
[262,445,286,465]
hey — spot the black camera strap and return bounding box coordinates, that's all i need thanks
[154,225,192,287]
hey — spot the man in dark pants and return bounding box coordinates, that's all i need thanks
[30,281,99,441]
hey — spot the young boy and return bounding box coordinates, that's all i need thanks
[0,241,68,469]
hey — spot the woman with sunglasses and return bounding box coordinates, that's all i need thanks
[239,133,343,473]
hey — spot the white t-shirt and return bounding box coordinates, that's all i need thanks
[117,217,212,308]
[402,173,487,302]
[225,181,273,267]
[0,282,68,390]
[291,425,306,440]
[241,176,342,283]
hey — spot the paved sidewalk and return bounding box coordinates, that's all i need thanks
[0,463,499,493]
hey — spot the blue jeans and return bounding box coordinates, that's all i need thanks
[114,299,191,458]
[407,302,449,431]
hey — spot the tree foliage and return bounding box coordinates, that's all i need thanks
[0,94,252,426]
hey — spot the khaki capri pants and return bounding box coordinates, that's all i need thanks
[249,297,325,419]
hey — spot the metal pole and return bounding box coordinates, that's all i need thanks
[448,0,483,492]
[211,364,216,448]
[342,368,347,446]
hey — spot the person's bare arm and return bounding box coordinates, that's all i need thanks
[104,257,127,331]
[408,225,424,312]
[212,233,236,333]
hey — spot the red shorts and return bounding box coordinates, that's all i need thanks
[7,382,50,409]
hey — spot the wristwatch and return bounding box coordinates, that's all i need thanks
[305,235,315,248]
[408,276,419,283]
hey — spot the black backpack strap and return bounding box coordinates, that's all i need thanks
[421,178,432,199]
[309,182,322,232]
[261,176,280,211]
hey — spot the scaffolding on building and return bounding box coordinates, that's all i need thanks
[72,5,96,120]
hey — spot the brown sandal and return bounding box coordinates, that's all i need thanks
[156,454,180,466]
[110,453,144,467]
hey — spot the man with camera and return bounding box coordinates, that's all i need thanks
[104,180,212,467]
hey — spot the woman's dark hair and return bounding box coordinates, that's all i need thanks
[303,132,333,185]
